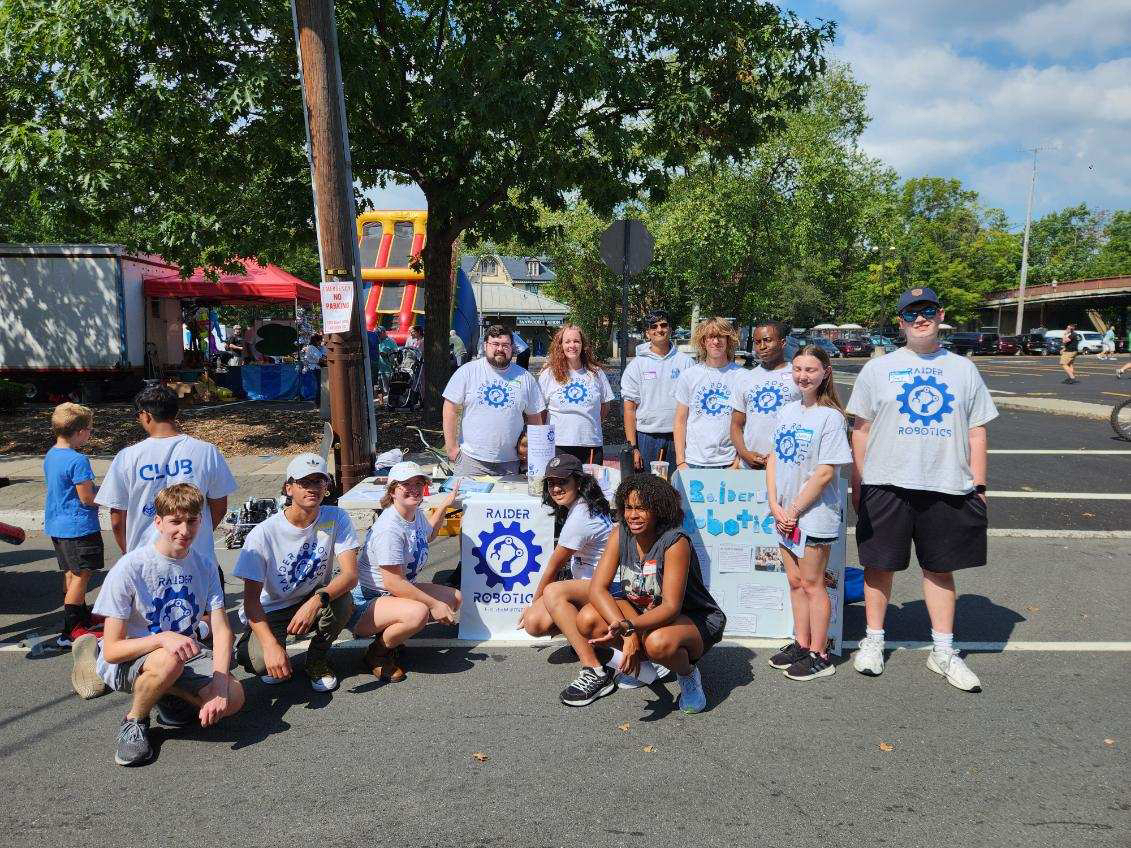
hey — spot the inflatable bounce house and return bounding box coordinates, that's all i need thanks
[356,210,479,353]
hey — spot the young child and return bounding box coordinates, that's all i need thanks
[45,403,104,647]
[71,484,244,766]
[766,345,852,681]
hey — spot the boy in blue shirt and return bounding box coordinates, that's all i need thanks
[44,403,104,647]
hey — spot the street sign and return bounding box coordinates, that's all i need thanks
[599,219,654,276]
[320,280,354,334]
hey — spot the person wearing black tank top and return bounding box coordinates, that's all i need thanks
[565,474,725,713]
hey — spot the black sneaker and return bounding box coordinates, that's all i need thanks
[784,652,836,681]
[560,666,616,707]
[768,641,808,670]
[114,716,154,766]
[156,695,199,729]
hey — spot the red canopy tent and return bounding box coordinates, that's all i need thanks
[143,261,319,303]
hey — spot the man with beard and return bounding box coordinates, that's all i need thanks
[443,324,546,476]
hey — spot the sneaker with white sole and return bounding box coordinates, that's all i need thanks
[114,716,153,766]
[610,660,666,689]
[927,649,982,692]
[70,633,108,699]
[768,641,808,670]
[677,666,707,713]
[305,656,339,693]
[259,673,288,685]
[560,666,616,706]
[853,634,885,676]
[784,652,836,681]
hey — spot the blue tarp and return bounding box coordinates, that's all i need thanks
[242,364,301,401]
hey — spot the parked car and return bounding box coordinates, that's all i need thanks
[1021,333,1047,355]
[808,337,842,358]
[997,335,1021,355]
[869,335,898,353]
[1077,330,1104,354]
[1045,333,1063,355]
[947,332,1000,355]
[833,337,874,357]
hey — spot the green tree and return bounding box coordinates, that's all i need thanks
[1094,210,1131,277]
[1026,203,1107,286]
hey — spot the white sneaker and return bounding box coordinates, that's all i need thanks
[259,674,288,684]
[610,660,668,689]
[927,649,982,692]
[853,634,885,676]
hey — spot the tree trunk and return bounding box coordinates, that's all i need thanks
[421,216,456,426]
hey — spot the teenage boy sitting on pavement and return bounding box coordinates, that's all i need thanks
[44,402,105,647]
[70,484,244,766]
[233,453,359,693]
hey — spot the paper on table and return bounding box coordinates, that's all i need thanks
[718,544,752,573]
[739,584,785,611]
[526,424,555,476]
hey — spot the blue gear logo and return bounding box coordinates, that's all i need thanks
[479,381,514,409]
[142,503,157,517]
[897,375,955,426]
[561,380,590,405]
[696,383,730,417]
[472,521,543,590]
[774,427,800,463]
[278,541,326,591]
[146,585,201,635]
[751,383,785,414]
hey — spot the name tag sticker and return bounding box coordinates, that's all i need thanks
[642,560,658,576]
[888,368,913,384]
[643,370,657,381]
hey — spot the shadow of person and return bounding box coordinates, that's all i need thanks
[0,567,107,643]
[637,646,755,720]
[393,646,488,676]
[223,676,337,750]
[843,593,1026,647]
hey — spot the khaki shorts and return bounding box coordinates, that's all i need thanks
[1059,350,1078,366]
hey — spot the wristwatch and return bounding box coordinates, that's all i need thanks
[974,484,987,495]
[317,590,331,608]
[620,619,635,636]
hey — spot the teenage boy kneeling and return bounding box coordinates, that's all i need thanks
[71,484,244,766]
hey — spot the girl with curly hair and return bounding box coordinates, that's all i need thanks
[538,324,613,464]
[564,474,726,712]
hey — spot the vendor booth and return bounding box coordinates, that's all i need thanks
[143,261,320,401]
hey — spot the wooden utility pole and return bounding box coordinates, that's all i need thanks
[291,0,373,492]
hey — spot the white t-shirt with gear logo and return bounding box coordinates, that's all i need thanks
[96,434,238,566]
[537,367,614,448]
[233,506,359,615]
[358,505,432,593]
[846,347,998,495]
[443,358,546,462]
[770,401,852,538]
[557,499,613,580]
[730,364,801,460]
[674,362,744,466]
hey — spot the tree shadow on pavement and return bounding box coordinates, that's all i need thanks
[0,564,106,643]
[843,594,1026,645]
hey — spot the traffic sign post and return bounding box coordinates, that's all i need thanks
[599,219,654,369]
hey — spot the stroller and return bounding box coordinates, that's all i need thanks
[224,497,283,549]
[387,346,423,409]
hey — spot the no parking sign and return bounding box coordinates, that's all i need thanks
[458,494,555,641]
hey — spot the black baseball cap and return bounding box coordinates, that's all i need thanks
[897,287,941,312]
[544,453,583,480]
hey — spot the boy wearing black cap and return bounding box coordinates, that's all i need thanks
[846,288,997,692]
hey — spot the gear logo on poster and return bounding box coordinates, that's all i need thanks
[472,521,542,590]
[146,585,200,635]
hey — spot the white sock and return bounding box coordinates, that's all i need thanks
[866,627,885,643]
[931,629,954,654]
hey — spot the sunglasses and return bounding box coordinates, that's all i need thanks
[648,321,669,330]
[900,305,940,322]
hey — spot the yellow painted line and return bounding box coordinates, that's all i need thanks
[1101,391,1131,398]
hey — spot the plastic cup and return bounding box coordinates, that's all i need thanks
[650,460,670,480]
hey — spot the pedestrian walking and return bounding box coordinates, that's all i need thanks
[1099,326,1116,360]
[1060,324,1080,384]
[846,287,997,692]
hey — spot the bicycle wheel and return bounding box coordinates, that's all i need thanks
[1111,398,1131,441]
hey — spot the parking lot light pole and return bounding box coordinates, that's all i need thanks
[1015,147,1040,337]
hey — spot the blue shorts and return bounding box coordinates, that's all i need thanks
[347,584,389,632]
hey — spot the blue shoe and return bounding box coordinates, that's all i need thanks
[676,666,707,713]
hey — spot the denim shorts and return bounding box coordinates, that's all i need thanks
[346,584,389,632]
[805,534,839,546]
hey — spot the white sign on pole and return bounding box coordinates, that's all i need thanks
[525,424,555,477]
[458,494,556,641]
[672,468,847,654]
[320,280,354,334]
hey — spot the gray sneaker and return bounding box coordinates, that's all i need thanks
[114,716,153,766]
[70,633,108,700]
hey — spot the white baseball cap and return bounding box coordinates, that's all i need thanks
[387,461,428,484]
[286,452,331,482]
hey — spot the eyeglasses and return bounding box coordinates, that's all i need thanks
[900,306,940,322]
[291,477,329,490]
[648,321,669,330]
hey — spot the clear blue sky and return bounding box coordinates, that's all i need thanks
[366,0,1131,228]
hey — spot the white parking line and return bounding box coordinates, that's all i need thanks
[843,527,1131,539]
[987,449,1131,455]
[986,491,1131,500]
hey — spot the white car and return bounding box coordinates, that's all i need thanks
[1044,329,1103,354]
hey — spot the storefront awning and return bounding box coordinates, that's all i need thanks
[143,261,319,304]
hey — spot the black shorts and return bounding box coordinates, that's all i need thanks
[555,445,604,465]
[52,532,105,573]
[856,485,987,573]
[686,608,727,653]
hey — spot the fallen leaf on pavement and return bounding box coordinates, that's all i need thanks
[1081,512,1095,518]
[472,752,488,762]
[642,745,655,753]
[1103,738,1115,747]
[1025,605,1040,613]
[879,742,894,752]
[617,723,631,732]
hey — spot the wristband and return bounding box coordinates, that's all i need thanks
[974,484,986,495]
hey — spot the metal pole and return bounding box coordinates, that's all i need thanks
[291,0,373,492]
[1015,147,1039,336]
[620,221,630,370]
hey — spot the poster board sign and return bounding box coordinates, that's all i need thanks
[458,494,556,641]
[525,424,555,477]
[673,469,846,654]
[320,280,354,334]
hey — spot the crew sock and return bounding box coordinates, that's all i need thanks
[931,629,954,655]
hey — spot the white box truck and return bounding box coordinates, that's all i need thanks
[0,244,176,401]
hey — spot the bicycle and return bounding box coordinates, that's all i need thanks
[406,426,455,476]
[1111,397,1131,441]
